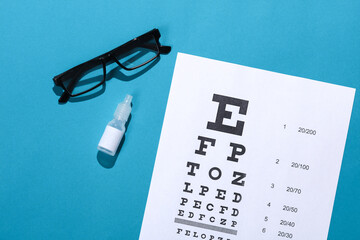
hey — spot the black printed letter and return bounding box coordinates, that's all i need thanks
[195,136,216,156]
[187,162,200,176]
[207,94,249,136]
[232,172,246,186]
[227,143,246,162]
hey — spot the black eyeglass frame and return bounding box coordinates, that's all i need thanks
[53,28,171,102]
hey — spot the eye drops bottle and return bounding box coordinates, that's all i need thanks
[97,95,133,156]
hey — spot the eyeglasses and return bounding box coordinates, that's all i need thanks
[53,29,171,103]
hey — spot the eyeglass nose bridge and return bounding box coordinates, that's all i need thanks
[106,53,135,71]
[98,57,107,80]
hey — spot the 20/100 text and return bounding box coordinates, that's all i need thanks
[291,162,310,170]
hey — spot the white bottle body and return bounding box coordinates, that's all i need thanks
[97,119,125,156]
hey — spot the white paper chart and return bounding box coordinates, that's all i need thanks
[139,53,355,240]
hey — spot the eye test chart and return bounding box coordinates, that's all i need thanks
[139,53,355,240]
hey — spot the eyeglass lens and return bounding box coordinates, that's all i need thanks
[112,35,159,69]
[61,59,105,96]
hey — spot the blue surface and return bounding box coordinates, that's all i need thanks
[0,1,359,239]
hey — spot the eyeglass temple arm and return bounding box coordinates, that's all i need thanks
[59,89,71,103]
[159,46,171,54]
[128,41,171,54]
[58,64,92,103]
[58,73,81,103]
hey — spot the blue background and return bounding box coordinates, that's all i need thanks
[0,1,359,239]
